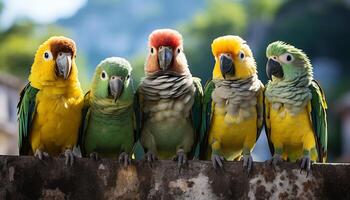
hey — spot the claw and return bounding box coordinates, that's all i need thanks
[34,149,49,160]
[299,155,312,176]
[173,149,187,169]
[118,152,131,167]
[64,149,75,166]
[269,154,282,171]
[89,152,100,161]
[242,154,253,173]
[144,151,157,166]
[211,153,224,169]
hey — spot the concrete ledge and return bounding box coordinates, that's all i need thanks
[0,156,349,199]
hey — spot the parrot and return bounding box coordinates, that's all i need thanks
[264,41,328,173]
[137,28,203,168]
[78,57,140,165]
[199,35,264,172]
[17,36,84,165]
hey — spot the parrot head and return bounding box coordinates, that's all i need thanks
[211,35,257,80]
[266,41,313,82]
[91,57,133,103]
[29,36,78,87]
[145,29,189,76]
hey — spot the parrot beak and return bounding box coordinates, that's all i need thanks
[56,52,72,80]
[220,54,235,79]
[109,76,124,102]
[158,46,173,71]
[266,58,284,80]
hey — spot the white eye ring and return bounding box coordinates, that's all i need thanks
[43,50,53,61]
[100,70,108,80]
[280,53,294,63]
[238,51,245,61]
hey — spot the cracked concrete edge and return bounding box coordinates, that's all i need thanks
[0,156,350,200]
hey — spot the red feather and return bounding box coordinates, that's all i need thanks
[149,29,183,49]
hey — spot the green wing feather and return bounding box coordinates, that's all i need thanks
[190,77,203,159]
[196,79,215,159]
[17,83,39,155]
[309,80,328,162]
[263,84,275,157]
[256,84,264,142]
[132,88,145,160]
[78,91,91,157]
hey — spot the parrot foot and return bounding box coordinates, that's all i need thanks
[269,154,282,170]
[211,154,224,169]
[172,149,187,169]
[118,152,131,167]
[144,151,157,163]
[34,149,50,160]
[299,155,312,177]
[242,154,253,174]
[89,152,101,161]
[64,149,75,166]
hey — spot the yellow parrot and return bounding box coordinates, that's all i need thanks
[199,35,264,172]
[264,41,328,174]
[17,36,84,165]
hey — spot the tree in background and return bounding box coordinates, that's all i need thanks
[181,0,247,83]
[0,7,89,90]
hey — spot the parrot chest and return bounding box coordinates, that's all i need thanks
[144,97,193,122]
[142,98,195,149]
[209,106,257,151]
[30,89,83,154]
[211,76,262,124]
[140,73,196,152]
[84,111,134,156]
[269,103,314,146]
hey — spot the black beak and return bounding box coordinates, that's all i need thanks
[220,54,234,79]
[158,46,173,70]
[266,58,284,80]
[109,77,124,102]
[56,52,72,80]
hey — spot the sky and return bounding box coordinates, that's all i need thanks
[0,0,87,28]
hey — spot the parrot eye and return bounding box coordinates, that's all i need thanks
[238,51,245,60]
[126,74,130,80]
[150,48,154,54]
[100,71,108,80]
[280,53,294,63]
[43,50,53,61]
[177,48,181,54]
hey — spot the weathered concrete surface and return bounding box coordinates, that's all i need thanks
[0,156,349,200]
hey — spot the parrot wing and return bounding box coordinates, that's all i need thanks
[309,80,328,162]
[190,77,203,159]
[77,91,91,157]
[196,79,215,159]
[17,83,39,155]
[263,84,275,157]
[132,89,145,160]
[256,84,264,142]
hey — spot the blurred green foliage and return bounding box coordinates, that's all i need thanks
[182,0,247,83]
[0,4,89,90]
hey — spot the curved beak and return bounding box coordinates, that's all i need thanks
[56,52,72,80]
[266,58,284,80]
[109,76,124,102]
[158,46,173,70]
[220,54,235,79]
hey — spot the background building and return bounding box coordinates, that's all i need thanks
[0,73,23,155]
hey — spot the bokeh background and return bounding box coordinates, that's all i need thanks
[0,0,349,162]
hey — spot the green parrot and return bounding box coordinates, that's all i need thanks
[264,41,328,173]
[79,57,141,165]
[137,29,203,168]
